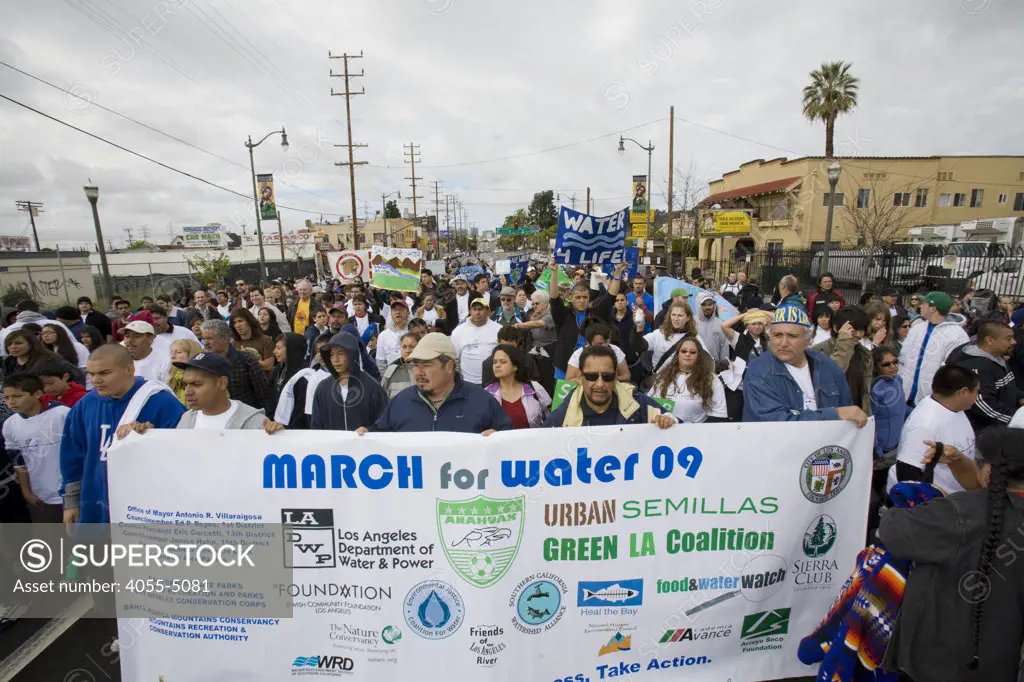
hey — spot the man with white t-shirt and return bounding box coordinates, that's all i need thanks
[174,353,268,430]
[887,364,980,494]
[742,305,868,426]
[376,300,412,375]
[564,322,631,384]
[451,297,502,385]
[121,320,171,385]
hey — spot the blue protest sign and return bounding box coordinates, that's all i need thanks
[554,205,627,266]
[458,264,484,279]
[507,254,530,286]
[601,247,640,281]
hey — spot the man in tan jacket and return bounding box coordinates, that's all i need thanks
[812,306,873,415]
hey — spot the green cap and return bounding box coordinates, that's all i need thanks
[669,288,690,299]
[922,291,953,315]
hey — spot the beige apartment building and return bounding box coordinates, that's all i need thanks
[697,155,1024,258]
[305,217,422,250]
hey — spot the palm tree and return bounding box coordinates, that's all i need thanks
[802,61,859,158]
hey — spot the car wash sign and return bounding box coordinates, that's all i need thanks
[553,205,627,266]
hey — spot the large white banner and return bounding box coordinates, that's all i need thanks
[108,422,871,681]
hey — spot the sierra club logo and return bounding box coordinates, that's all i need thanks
[799,446,852,503]
[437,495,525,588]
[803,514,838,558]
[381,625,402,645]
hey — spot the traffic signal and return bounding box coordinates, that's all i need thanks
[513,219,519,228]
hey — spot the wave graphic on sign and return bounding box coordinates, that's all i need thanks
[560,234,625,249]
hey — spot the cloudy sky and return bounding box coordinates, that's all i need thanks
[0,0,1021,249]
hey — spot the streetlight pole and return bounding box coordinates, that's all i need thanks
[822,161,842,275]
[244,128,289,281]
[618,136,655,255]
[83,183,113,302]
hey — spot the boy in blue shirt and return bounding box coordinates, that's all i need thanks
[60,344,184,525]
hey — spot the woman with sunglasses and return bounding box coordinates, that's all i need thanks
[891,313,912,355]
[648,335,727,423]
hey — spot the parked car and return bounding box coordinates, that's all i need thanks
[971,256,1024,300]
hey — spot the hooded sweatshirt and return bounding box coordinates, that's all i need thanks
[176,401,266,429]
[60,377,185,523]
[946,341,1023,431]
[310,332,388,431]
[52,381,88,408]
[270,333,311,428]
[339,323,382,381]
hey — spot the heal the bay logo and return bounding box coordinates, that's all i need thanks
[437,495,524,588]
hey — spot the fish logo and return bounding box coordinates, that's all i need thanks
[577,579,644,607]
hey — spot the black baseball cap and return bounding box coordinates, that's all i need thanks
[172,352,231,379]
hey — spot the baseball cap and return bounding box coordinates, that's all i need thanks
[407,332,457,361]
[390,299,409,309]
[922,291,953,315]
[500,287,516,297]
[450,274,468,283]
[881,287,900,297]
[122,320,155,335]
[772,305,812,328]
[696,291,716,305]
[669,288,690,299]
[527,265,537,273]
[470,297,490,308]
[172,352,231,379]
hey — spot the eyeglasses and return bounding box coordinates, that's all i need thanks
[582,371,616,382]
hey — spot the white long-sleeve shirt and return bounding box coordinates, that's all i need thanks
[376,325,409,375]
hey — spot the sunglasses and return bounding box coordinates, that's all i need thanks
[500,296,514,301]
[582,371,616,382]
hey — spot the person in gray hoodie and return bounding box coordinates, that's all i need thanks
[174,352,269,430]
[311,331,388,431]
[694,291,729,365]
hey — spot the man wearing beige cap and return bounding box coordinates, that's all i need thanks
[121,319,170,385]
[357,332,512,434]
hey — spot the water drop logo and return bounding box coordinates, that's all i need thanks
[403,580,465,640]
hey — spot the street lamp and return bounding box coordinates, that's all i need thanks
[245,127,289,281]
[381,191,401,247]
[83,181,113,302]
[821,161,842,274]
[618,135,655,253]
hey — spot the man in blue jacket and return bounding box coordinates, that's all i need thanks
[358,333,512,434]
[742,305,868,426]
[60,344,185,525]
[311,332,388,431]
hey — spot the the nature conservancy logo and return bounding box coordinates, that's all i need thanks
[739,608,790,654]
[803,514,838,558]
[381,625,402,645]
[437,495,525,588]
[799,446,852,503]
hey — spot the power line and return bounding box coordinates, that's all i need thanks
[0,92,325,215]
[0,60,347,207]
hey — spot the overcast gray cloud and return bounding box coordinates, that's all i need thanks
[1,0,1021,248]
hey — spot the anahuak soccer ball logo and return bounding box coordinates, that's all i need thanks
[799,446,852,503]
[436,495,525,588]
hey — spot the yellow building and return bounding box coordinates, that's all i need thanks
[698,155,1024,259]
[304,218,422,250]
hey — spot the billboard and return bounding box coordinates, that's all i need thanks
[181,225,221,247]
[256,174,277,221]
[700,209,753,237]
[0,235,32,251]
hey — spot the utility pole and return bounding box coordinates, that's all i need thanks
[403,143,423,217]
[667,105,675,270]
[586,187,591,214]
[329,50,367,251]
[432,180,443,259]
[14,201,43,250]
[123,227,134,244]
[276,211,286,263]
[445,195,452,254]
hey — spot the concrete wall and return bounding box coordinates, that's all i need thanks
[87,244,317,277]
[0,253,97,307]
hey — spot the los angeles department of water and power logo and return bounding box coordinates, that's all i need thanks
[436,495,525,588]
[799,446,852,503]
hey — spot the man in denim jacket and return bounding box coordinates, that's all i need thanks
[742,305,868,427]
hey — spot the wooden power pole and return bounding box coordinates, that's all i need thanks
[403,143,423,217]
[329,50,367,250]
[667,105,675,270]
[14,200,43,250]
